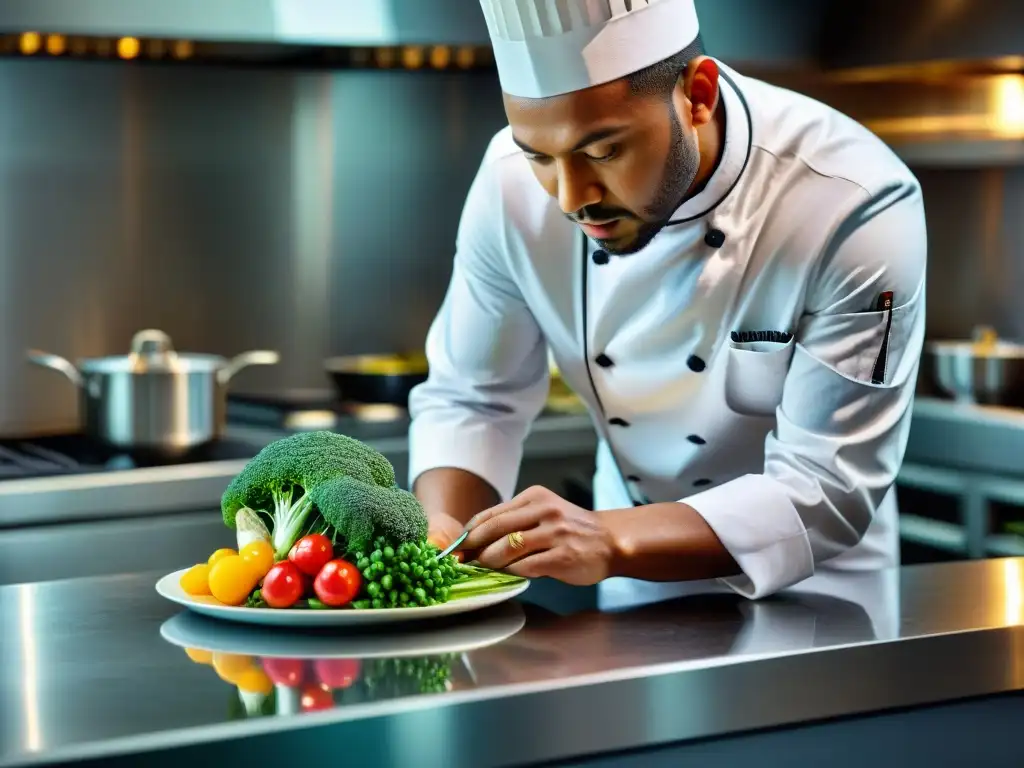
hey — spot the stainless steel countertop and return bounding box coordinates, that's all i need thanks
[3,558,1024,767]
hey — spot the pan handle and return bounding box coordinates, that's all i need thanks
[217,350,281,386]
[26,350,84,388]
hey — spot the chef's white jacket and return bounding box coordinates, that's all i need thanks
[408,60,928,599]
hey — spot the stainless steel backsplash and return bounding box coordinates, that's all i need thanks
[0,58,509,435]
[0,58,1020,436]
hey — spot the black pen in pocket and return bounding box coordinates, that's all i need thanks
[870,290,894,385]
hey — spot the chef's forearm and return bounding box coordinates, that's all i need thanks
[413,467,502,526]
[597,503,742,582]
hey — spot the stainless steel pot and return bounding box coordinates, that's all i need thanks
[926,326,1024,406]
[26,329,280,453]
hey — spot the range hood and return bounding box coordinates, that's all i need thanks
[1,0,1020,69]
[820,0,1024,73]
[0,0,828,68]
[0,0,492,46]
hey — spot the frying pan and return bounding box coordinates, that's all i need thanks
[324,352,429,406]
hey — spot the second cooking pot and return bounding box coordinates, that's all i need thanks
[27,329,280,454]
[926,326,1024,406]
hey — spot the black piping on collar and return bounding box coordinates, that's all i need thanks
[664,68,753,227]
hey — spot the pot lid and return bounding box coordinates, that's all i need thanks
[78,329,227,374]
[927,325,1024,359]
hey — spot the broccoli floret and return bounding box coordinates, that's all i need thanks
[311,475,429,555]
[221,430,398,559]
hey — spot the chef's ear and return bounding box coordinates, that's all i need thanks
[682,56,720,128]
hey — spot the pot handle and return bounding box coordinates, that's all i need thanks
[26,350,84,388]
[129,329,179,370]
[218,350,281,386]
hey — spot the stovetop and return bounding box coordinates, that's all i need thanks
[0,433,264,481]
[0,390,413,482]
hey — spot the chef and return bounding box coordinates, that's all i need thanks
[408,0,928,599]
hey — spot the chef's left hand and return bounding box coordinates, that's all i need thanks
[460,486,617,586]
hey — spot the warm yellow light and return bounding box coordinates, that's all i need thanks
[401,46,424,70]
[19,32,41,55]
[117,36,140,60]
[45,34,65,55]
[429,46,451,69]
[1004,558,1023,626]
[171,40,193,59]
[993,74,1024,136]
[454,46,475,69]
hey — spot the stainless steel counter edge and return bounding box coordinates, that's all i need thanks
[3,396,1018,528]
[0,415,599,528]
[4,622,1022,768]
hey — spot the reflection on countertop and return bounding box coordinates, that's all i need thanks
[2,558,1024,767]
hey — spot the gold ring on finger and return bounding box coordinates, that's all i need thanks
[508,531,526,551]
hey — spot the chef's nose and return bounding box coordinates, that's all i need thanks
[555,157,601,216]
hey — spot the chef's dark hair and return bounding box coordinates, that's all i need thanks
[626,34,706,99]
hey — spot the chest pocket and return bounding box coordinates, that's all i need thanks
[725,331,797,417]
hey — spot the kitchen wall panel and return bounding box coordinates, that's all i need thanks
[0,59,508,436]
[914,167,1024,343]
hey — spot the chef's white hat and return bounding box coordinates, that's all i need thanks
[479,0,700,99]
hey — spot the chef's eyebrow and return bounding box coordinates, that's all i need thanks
[513,125,630,156]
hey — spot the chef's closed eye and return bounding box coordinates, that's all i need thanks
[725,330,796,417]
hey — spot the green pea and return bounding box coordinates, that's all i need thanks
[383,545,395,559]
[414,588,427,603]
[390,589,399,603]
[356,558,370,571]
[367,582,381,597]
[425,578,435,590]
[399,561,410,573]
[362,567,374,581]
[372,598,383,609]
[381,573,393,591]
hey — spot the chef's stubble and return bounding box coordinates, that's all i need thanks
[599,105,701,256]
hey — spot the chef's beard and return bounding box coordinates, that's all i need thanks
[575,109,701,256]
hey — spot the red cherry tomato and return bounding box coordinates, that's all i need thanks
[314,657,360,690]
[300,683,334,712]
[261,657,306,687]
[288,534,335,577]
[313,559,362,607]
[261,561,305,608]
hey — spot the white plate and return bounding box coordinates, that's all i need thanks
[156,568,530,627]
[159,600,526,659]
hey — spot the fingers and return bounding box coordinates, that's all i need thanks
[502,549,567,580]
[461,501,545,554]
[475,522,561,570]
[465,491,534,532]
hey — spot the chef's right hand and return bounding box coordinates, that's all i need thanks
[427,513,466,561]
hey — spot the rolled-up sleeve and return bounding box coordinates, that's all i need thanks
[407,151,550,502]
[686,179,928,599]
